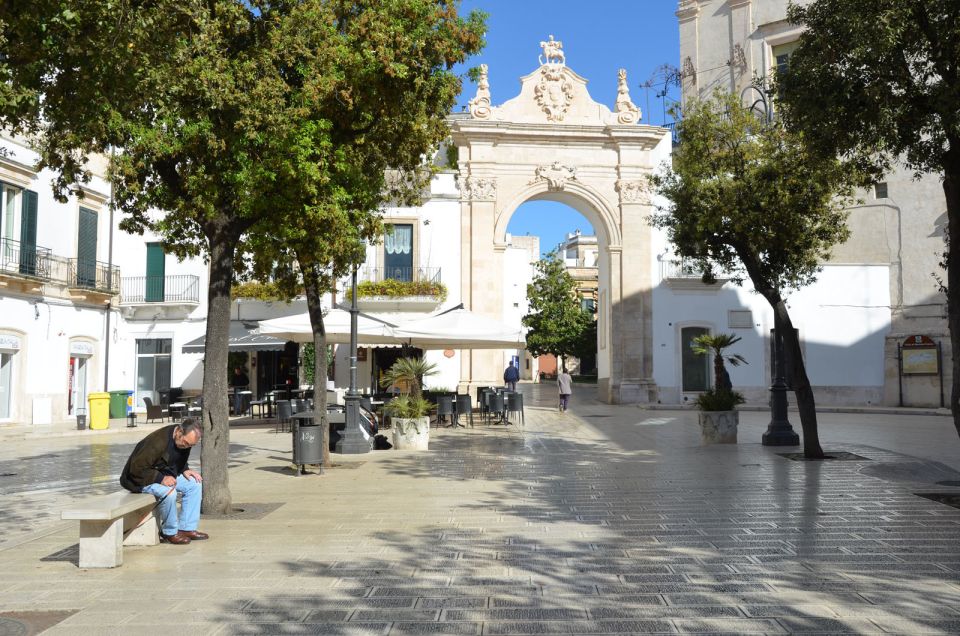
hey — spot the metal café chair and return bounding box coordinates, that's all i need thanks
[479,388,495,423]
[505,392,524,426]
[455,393,473,427]
[275,400,293,434]
[486,391,505,425]
[435,394,455,428]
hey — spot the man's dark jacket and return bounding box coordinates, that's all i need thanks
[120,425,192,492]
[504,365,520,383]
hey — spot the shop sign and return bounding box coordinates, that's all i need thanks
[0,334,21,352]
[69,341,95,357]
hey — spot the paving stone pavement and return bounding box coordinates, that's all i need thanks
[1,384,960,634]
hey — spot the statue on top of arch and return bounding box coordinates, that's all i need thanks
[539,35,565,66]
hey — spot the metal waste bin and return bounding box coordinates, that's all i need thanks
[291,412,323,475]
[87,392,110,430]
[108,390,133,419]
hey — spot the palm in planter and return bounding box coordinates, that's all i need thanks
[381,357,437,449]
[692,333,747,443]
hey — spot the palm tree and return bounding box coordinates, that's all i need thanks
[381,357,438,401]
[691,333,747,392]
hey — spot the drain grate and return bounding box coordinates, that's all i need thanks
[0,473,15,477]
[777,451,871,462]
[0,611,76,635]
[916,492,960,510]
[936,480,960,487]
[201,502,283,520]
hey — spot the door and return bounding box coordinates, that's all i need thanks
[145,243,166,302]
[0,352,12,419]
[77,207,98,287]
[135,339,172,407]
[681,327,710,392]
[69,356,89,416]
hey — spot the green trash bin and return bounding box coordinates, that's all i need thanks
[108,390,133,419]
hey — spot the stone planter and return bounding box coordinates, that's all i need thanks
[392,416,430,450]
[698,410,739,444]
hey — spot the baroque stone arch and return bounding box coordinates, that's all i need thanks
[450,38,671,403]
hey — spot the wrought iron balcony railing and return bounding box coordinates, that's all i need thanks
[121,275,200,304]
[660,258,708,280]
[0,237,52,279]
[359,266,441,284]
[68,257,120,292]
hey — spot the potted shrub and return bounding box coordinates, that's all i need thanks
[381,357,438,450]
[692,333,747,444]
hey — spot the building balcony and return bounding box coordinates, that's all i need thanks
[67,257,120,294]
[0,237,53,293]
[348,267,446,312]
[660,258,728,290]
[119,274,201,319]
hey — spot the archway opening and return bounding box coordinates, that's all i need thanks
[505,200,599,384]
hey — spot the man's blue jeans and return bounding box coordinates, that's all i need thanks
[142,475,202,536]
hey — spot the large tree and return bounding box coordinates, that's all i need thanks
[777,0,960,438]
[523,251,594,371]
[0,0,483,511]
[650,92,867,458]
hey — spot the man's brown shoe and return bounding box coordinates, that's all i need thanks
[179,530,209,540]
[160,532,191,544]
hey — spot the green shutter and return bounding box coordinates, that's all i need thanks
[77,207,98,287]
[18,189,38,276]
[145,243,165,302]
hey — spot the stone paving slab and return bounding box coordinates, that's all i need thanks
[2,387,960,633]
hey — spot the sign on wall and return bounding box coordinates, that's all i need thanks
[0,334,21,352]
[69,341,95,357]
[901,335,939,375]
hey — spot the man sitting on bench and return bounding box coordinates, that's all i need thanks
[119,418,209,545]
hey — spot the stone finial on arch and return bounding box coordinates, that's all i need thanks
[468,63,492,120]
[530,161,577,191]
[614,69,641,125]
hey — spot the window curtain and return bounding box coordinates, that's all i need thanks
[384,225,412,255]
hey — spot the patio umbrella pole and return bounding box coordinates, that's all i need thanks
[337,266,370,454]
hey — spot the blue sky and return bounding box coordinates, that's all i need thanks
[453,0,681,255]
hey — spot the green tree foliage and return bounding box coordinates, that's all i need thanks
[650,92,867,458]
[776,0,960,439]
[523,252,594,369]
[381,357,438,402]
[0,0,484,511]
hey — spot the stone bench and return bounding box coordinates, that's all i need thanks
[61,492,159,568]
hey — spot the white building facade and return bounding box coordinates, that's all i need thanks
[669,0,948,407]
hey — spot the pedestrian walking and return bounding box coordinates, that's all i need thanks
[558,368,573,412]
[503,360,520,392]
[119,418,208,544]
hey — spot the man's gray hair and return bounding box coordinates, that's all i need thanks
[178,417,202,438]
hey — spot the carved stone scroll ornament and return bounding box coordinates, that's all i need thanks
[534,65,575,122]
[468,63,492,119]
[531,162,577,191]
[614,68,641,125]
[616,179,651,205]
[461,176,497,201]
[682,56,697,86]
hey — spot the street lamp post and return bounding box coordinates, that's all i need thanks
[739,82,800,447]
[336,267,371,454]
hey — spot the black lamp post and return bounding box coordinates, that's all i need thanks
[336,267,371,454]
[739,83,800,447]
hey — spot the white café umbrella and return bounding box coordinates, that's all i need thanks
[391,305,526,350]
[257,309,399,345]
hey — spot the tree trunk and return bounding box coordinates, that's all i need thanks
[303,267,330,467]
[773,299,824,458]
[199,226,237,514]
[714,354,732,391]
[943,148,960,439]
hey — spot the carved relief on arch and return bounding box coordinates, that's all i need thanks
[615,179,651,205]
[530,162,577,191]
[460,175,497,201]
[534,65,575,122]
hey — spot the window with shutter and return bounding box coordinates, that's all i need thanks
[76,207,98,287]
[18,190,38,276]
[145,243,166,302]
